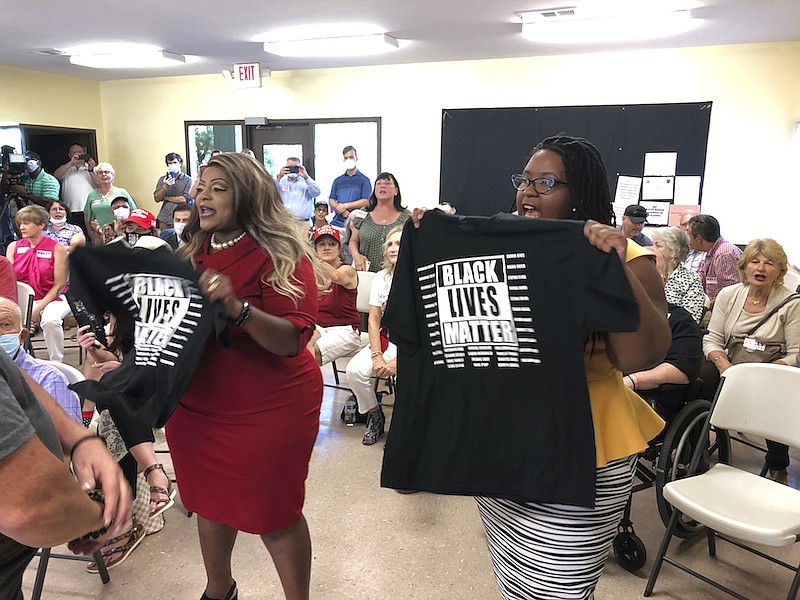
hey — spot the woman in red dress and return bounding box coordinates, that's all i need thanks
[167,153,323,600]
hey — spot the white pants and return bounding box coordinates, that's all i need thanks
[33,295,71,362]
[315,324,366,366]
[345,342,397,413]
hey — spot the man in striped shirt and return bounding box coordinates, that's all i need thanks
[688,214,742,308]
[9,150,59,210]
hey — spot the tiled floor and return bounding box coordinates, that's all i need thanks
[21,345,800,599]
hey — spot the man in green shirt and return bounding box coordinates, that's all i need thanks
[10,151,59,210]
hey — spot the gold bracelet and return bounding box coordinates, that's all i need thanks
[711,355,727,363]
[370,351,382,357]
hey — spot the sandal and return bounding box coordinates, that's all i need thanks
[143,463,177,518]
[86,522,145,573]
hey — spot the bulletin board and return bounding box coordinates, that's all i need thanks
[439,102,712,225]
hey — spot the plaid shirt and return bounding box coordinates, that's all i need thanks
[698,237,742,302]
[13,348,81,423]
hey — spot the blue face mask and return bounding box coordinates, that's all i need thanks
[0,332,21,357]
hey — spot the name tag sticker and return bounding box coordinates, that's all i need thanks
[744,337,766,352]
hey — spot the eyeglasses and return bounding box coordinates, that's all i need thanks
[510,174,568,194]
[96,170,113,176]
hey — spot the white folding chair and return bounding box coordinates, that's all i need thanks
[31,360,110,599]
[784,269,800,293]
[16,281,35,353]
[645,363,800,600]
[328,270,375,389]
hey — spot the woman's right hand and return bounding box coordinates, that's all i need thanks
[92,360,121,374]
[583,219,628,262]
[352,253,368,271]
[411,207,428,229]
[715,357,732,374]
[76,324,97,351]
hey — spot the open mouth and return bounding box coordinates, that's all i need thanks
[520,203,540,218]
[198,206,215,218]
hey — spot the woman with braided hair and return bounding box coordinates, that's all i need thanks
[414,134,670,599]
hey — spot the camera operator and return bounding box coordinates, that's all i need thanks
[53,143,98,235]
[0,147,28,252]
[9,151,59,211]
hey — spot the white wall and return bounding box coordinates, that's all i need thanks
[94,41,799,262]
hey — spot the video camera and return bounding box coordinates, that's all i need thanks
[1,145,27,188]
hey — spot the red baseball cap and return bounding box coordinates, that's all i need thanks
[124,208,157,230]
[313,225,341,244]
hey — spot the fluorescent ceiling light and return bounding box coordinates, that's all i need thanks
[264,33,398,58]
[519,9,696,45]
[64,43,186,69]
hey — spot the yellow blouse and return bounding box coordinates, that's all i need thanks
[586,240,665,467]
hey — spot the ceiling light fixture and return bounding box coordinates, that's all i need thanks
[65,43,186,69]
[518,8,696,45]
[263,31,399,58]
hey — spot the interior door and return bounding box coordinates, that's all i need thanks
[248,123,314,179]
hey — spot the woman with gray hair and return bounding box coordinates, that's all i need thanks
[651,226,706,323]
[83,161,137,234]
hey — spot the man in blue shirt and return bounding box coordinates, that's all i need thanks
[620,204,652,247]
[328,145,371,231]
[275,157,321,222]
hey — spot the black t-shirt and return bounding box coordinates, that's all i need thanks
[380,212,639,507]
[66,242,228,448]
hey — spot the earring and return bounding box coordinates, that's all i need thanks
[571,207,577,213]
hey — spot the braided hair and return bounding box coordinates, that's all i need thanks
[530,134,615,226]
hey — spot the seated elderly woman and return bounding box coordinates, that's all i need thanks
[6,205,70,362]
[44,199,86,253]
[651,226,706,323]
[306,225,364,365]
[702,238,800,484]
[346,225,402,446]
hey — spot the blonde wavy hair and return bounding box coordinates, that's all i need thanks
[737,238,788,289]
[382,225,405,273]
[179,153,323,301]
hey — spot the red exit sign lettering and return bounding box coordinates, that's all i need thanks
[233,63,261,88]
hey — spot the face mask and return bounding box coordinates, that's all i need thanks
[167,163,181,174]
[50,217,67,226]
[287,172,298,180]
[27,160,40,173]
[125,232,142,246]
[113,206,131,221]
[0,332,21,357]
[343,158,356,170]
[173,222,186,236]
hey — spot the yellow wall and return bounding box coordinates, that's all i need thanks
[0,64,104,143]
[2,42,799,259]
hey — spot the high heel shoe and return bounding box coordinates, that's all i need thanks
[200,580,237,600]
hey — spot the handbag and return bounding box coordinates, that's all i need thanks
[724,293,800,364]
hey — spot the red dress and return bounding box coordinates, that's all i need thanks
[166,235,322,534]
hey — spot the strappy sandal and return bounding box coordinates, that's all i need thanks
[86,522,145,573]
[143,463,177,518]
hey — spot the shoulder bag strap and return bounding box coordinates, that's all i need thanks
[744,293,800,337]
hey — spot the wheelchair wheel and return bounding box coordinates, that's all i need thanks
[613,531,647,572]
[655,399,731,538]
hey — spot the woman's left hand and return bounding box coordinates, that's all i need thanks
[584,219,628,262]
[199,270,241,319]
[375,357,397,378]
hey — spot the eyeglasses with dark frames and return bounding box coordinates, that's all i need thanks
[510,174,568,194]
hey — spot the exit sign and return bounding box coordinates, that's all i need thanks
[233,63,262,88]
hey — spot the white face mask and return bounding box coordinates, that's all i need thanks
[26,160,40,173]
[173,222,186,236]
[343,158,356,170]
[113,206,131,221]
[167,163,181,174]
[50,217,67,226]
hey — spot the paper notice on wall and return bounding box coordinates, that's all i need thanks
[643,152,677,176]
[668,204,701,226]
[673,176,701,205]
[641,201,670,226]
[614,175,642,206]
[642,176,674,200]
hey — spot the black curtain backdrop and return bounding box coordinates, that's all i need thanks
[439,102,712,217]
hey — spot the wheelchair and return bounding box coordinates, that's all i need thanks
[612,379,731,572]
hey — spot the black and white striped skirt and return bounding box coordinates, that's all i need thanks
[475,454,637,600]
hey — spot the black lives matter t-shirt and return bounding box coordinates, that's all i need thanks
[380,211,639,507]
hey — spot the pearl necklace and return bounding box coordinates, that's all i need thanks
[210,231,246,251]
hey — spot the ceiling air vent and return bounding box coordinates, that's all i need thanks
[517,6,578,23]
[28,48,67,56]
